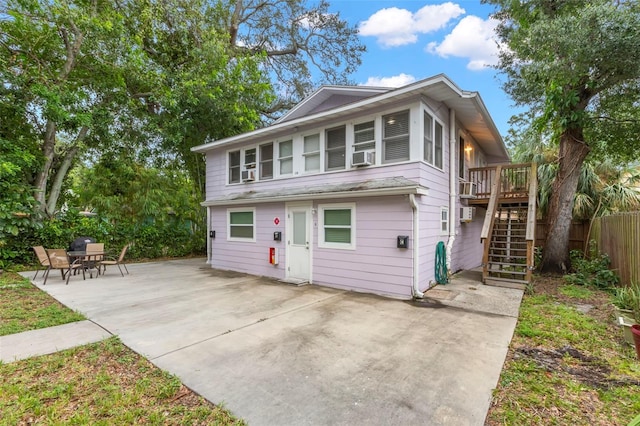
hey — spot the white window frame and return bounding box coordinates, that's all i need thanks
[382,110,410,164]
[318,203,356,250]
[303,133,321,173]
[325,125,347,171]
[353,120,376,152]
[259,142,274,180]
[423,109,444,170]
[227,207,256,242]
[278,139,294,177]
[228,149,241,184]
[440,207,449,235]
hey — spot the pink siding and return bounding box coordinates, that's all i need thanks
[311,196,414,299]
[451,206,485,272]
[210,203,286,280]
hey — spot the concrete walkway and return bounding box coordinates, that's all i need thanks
[11,259,523,426]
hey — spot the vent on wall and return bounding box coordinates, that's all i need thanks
[460,206,475,223]
[352,150,375,167]
[460,181,477,198]
[241,169,256,182]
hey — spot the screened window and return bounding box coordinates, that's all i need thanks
[244,148,256,168]
[423,112,433,164]
[260,143,273,180]
[279,140,293,175]
[440,207,449,235]
[354,121,375,152]
[303,134,320,172]
[383,110,410,163]
[319,203,355,250]
[229,150,241,184]
[228,209,255,241]
[325,126,346,170]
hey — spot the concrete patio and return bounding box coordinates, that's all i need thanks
[15,258,523,426]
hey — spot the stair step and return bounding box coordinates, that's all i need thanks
[488,254,528,259]
[487,261,527,267]
[484,277,528,290]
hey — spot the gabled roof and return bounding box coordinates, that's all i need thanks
[192,74,509,161]
[275,85,391,123]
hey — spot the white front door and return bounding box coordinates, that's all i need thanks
[286,202,312,282]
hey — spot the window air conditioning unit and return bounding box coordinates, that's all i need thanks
[460,181,477,198]
[352,150,375,167]
[241,169,256,182]
[460,206,475,223]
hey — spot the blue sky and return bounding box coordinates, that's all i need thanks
[328,0,518,137]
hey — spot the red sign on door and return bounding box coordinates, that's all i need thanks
[274,217,280,225]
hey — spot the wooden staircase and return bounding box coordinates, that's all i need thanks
[478,164,537,289]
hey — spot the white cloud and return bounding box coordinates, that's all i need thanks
[361,73,416,88]
[426,16,501,70]
[359,3,465,48]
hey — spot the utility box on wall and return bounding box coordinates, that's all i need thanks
[460,207,475,223]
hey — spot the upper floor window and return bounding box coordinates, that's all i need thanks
[303,134,321,173]
[459,136,465,179]
[424,111,444,169]
[279,140,293,175]
[354,121,375,152]
[383,110,410,163]
[244,148,256,168]
[260,143,273,180]
[325,126,346,170]
[229,150,241,184]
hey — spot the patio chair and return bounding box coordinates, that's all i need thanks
[84,242,104,278]
[43,249,85,285]
[32,246,50,280]
[99,244,130,277]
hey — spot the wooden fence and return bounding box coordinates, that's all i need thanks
[535,220,590,253]
[590,212,640,286]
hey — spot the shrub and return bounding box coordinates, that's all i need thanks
[564,246,619,289]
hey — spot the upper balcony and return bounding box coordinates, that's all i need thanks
[463,163,535,205]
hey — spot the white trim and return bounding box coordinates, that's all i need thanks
[202,184,428,207]
[227,207,256,242]
[318,203,356,250]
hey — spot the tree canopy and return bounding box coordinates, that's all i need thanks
[486,0,640,272]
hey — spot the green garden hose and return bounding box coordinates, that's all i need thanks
[435,241,448,284]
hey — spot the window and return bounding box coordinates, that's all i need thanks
[319,203,355,250]
[435,122,443,169]
[303,134,320,172]
[423,111,444,169]
[383,110,410,163]
[325,126,346,170]
[229,150,241,184]
[459,136,465,179]
[228,208,255,241]
[244,148,256,168]
[440,207,449,235]
[423,112,433,164]
[279,140,293,175]
[354,121,375,152]
[260,143,273,180]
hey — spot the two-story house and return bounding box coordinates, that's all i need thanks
[192,74,536,299]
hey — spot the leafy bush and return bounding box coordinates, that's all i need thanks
[564,246,619,289]
[2,209,205,269]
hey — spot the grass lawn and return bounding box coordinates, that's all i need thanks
[0,272,244,425]
[486,276,640,425]
[0,272,85,336]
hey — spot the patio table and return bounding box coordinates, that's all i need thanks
[67,250,105,278]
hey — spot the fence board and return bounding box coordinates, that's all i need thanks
[536,221,589,253]
[592,212,640,286]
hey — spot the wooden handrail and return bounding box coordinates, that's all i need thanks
[525,163,537,242]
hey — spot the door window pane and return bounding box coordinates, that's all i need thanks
[293,212,306,245]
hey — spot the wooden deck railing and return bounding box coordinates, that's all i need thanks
[468,163,533,200]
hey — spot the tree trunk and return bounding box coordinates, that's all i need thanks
[33,120,57,214]
[45,126,88,214]
[540,127,590,273]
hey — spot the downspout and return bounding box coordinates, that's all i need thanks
[409,194,424,298]
[206,207,212,265]
[446,109,456,272]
